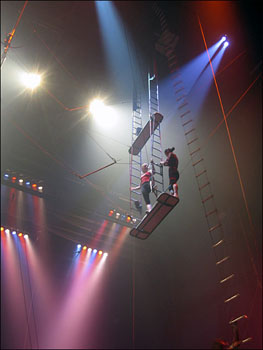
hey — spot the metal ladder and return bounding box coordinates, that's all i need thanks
[148,72,164,195]
[129,86,143,217]
[152,2,251,344]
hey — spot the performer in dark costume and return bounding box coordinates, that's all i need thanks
[161,147,179,198]
[131,161,155,213]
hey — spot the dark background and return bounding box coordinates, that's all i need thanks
[1,1,262,349]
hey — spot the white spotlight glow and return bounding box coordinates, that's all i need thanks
[223,41,229,48]
[21,72,41,89]
[89,99,117,128]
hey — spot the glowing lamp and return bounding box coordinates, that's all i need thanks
[24,234,29,238]
[126,215,132,223]
[1,227,4,231]
[12,231,17,235]
[108,210,114,217]
[88,248,92,252]
[83,245,87,250]
[98,250,103,255]
[221,36,226,42]
[93,249,97,253]
[12,176,17,181]
[77,244,82,249]
[223,41,229,48]
[32,184,37,189]
[103,253,108,257]
[26,181,30,186]
[18,233,23,237]
[4,174,9,179]
[121,214,126,221]
[115,212,120,219]
[38,186,43,191]
[19,179,24,184]
[5,229,10,234]
[21,72,41,90]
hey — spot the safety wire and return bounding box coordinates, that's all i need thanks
[198,16,262,289]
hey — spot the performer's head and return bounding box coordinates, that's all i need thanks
[141,163,149,173]
[164,147,175,156]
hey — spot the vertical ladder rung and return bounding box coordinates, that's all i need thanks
[187,137,198,145]
[190,147,200,156]
[224,293,240,303]
[192,158,203,167]
[199,182,210,190]
[229,315,248,324]
[202,194,213,203]
[205,209,217,217]
[182,119,192,127]
[208,223,221,232]
[220,274,234,284]
[185,128,195,136]
[216,256,229,265]
[178,102,188,110]
[213,239,224,248]
[180,110,191,118]
[196,169,207,178]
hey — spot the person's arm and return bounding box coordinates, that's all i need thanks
[131,184,141,191]
[160,159,168,166]
[150,160,156,175]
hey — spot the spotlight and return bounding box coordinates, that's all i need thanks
[83,245,87,250]
[108,209,114,217]
[121,214,126,221]
[32,184,37,189]
[21,72,41,90]
[115,212,120,219]
[126,215,132,223]
[93,249,97,253]
[221,36,226,42]
[12,176,17,182]
[103,253,108,257]
[4,174,9,179]
[88,248,92,253]
[25,181,30,186]
[18,232,23,237]
[223,41,229,48]
[5,229,10,234]
[12,230,17,235]
[24,234,29,238]
[98,250,103,255]
[77,244,82,250]
[19,179,24,184]
[1,226,4,231]
[38,186,43,191]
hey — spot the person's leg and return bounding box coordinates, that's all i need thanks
[173,183,179,198]
[142,183,152,212]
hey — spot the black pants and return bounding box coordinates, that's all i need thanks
[141,182,151,205]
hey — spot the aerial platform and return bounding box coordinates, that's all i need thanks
[128,113,163,156]
[130,192,179,240]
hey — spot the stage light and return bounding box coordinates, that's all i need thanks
[223,41,229,48]
[98,250,103,255]
[5,229,10,234]
[103,253,108,257]
[89,99,117,128]
[12,176,17,182]
[115,212,120,219]
[18,232,23,237]
[126,215,132,223]
[12,230,17,235]
[93,249,97,253]
[26,181,30,186]
[108,209,114,217]
[83,245,87,250]
[38,186,43,191]
[121,214,126,221]
[21,72,41,90]
[19,179,24,184]
[32,183,37,189]
[24,234,29,239]
[4,174,9,179]
[77,244,82,250]
[221,36,226,42]
[1,226,4,232]
[88,248,92,253]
